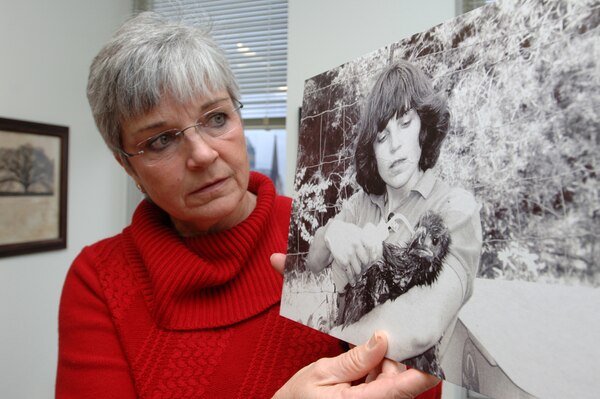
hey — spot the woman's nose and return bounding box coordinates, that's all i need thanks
[184,129,218,168]
[388,128,403,152]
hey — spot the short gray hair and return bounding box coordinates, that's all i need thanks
[87,11,240,154]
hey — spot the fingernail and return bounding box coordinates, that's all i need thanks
[367,332,380,349]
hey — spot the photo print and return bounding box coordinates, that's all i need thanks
[280,1,599,398]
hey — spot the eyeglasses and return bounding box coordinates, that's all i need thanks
[118,99,243,163]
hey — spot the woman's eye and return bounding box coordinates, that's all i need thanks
[400,115,412,128]
[398,109,414,128]
[376,131,388,143]
[146,131,178,151]
[206,112,227,128]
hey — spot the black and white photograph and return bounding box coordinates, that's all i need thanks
[0,117,68,257]
[280,0,600,398]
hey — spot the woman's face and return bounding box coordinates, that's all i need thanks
[119,90,253,235]
[373,109,422,191]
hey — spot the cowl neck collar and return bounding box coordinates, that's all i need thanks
[126,172,284,330]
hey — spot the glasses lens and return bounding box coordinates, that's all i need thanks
[137,130,182,163]
[132,100,243,164]
[199,103,242,138]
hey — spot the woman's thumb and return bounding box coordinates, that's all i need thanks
[326,332,388,384]
[270,253,286,275]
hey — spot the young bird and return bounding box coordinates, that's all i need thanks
[335,211,451,378]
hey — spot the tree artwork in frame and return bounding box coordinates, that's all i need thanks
[280,1,599,398]
[0,117,68,257]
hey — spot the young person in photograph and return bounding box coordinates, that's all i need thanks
[305,61,483,364]
[56,12,442,398]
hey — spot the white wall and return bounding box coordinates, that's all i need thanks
[0,1,133,398]
[286,1,470,398]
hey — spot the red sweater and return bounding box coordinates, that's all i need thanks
[56,172,441,398]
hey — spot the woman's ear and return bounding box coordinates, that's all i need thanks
[114,154,146,194]
[114,153,138,178]
[114,153,125,167]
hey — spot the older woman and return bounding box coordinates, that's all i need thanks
[306,61,482,365]
[56,12,440,399]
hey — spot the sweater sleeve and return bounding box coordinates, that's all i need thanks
[56,248,136,398]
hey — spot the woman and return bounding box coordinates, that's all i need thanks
[56,12,440,398]
[306,61,482,363]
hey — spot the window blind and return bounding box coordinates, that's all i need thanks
[139,0,288,125]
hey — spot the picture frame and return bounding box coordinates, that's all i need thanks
[0,117,68,257]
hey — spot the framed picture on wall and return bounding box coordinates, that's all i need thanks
[0,117,68,257]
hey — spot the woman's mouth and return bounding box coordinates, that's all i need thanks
[390,158,407,170]
[190,178,228,195]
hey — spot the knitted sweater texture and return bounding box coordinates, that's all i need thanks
[56,172,441,398]
[56,173,344,398]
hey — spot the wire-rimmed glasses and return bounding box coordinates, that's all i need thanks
[118,99,243,163]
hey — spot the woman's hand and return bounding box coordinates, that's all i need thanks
[323,220,388,286]
[304,219,386,280]
[271,331,439,399]
[270,253,286,275]
[270,254,440,398]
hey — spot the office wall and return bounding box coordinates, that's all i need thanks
[0,1,132,398]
